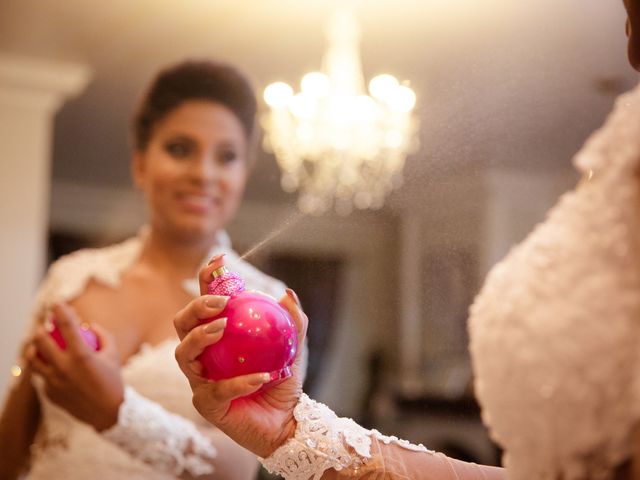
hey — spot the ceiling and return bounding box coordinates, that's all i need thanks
[0,0,637,209]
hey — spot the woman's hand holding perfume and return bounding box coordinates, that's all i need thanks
[174,258,308,458]
[27,303,124,431]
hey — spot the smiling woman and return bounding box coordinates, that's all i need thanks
[132,97,249,241]
[0,60,293,480]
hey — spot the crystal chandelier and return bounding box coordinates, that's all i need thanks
[262,7,419,215]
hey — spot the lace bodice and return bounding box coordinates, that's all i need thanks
[26,229,286,479]
[469,84,640,479]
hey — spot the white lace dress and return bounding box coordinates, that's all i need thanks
[26,230,287,479]
[469,83,640,479]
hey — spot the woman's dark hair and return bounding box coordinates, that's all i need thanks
[133,60,257,150]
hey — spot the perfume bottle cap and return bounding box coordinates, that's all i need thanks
[208,253,245,296]
[210,254,229,279]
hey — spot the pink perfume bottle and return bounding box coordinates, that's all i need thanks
[198,254,298,389]
[44,316,100,352]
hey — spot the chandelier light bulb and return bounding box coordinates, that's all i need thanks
[264,82,294,109]
[289,93,317,120]
[300,72,330,97]
[369,74,399,102]
[388,85,417,113]
[354,95,378,121]
[328,95,354,125]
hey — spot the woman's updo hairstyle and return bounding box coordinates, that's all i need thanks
[133,60,257,151]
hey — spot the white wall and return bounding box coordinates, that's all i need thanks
[482,168,579,274]
[0,55,90,398]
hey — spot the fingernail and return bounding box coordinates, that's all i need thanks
[249,372,271,385]
[286,288,301,307]
[204,317,227,334]
[205,296,229,308]
[208,253,226,266]
[44,313,55,332]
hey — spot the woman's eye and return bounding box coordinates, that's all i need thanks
[165,142,191,158]
[220,149,238,164]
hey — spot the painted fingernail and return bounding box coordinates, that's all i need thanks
[286,288,301,307]
[204,317,227,334]
[205,296,229,308]
[249,372,271,385]
[208,253,226,268]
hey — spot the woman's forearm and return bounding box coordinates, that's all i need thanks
[0,370,40,478]
[320,439,504,479]
[261,394,505,480]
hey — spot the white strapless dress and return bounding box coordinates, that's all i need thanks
[25,230,287,479]
[469,83,640,479]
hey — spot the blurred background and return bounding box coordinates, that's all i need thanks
[0,0,637,469]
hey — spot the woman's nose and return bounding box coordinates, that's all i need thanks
[189,155,220,184]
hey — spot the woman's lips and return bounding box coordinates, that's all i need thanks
[178,193,219,214]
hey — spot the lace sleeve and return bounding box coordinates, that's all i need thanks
[260,395,503,480]
[102,386,217,477]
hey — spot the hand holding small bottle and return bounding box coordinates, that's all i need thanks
[27,303,124,431]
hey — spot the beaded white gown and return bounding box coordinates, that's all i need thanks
[469,83,640,479]
[25,230,287,479]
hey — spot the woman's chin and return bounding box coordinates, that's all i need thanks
[168,216,225,244]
